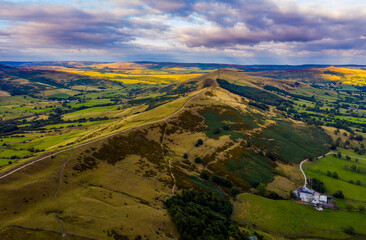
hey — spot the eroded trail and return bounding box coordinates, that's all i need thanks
[0,88,205,181]
[53,153,72,239]
[160,122,176,195]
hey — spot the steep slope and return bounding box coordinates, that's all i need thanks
[0,71,331,239]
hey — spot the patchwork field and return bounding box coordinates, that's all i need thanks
[304,152,366,209]
[321,67,366,86]
[44,66,203,85]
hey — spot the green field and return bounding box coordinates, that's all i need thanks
[304,154,366,202]
[232,193,366,239]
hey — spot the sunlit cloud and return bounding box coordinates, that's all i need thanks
[0,0,366,64]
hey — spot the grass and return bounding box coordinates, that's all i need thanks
[304,155,366,202]
[321,67,366,86]
[232,193,366,239]
[70,99,113,108]
[51,67,202,85]
[305,154,366,184]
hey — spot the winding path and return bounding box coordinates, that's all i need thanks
[299,152,333,188]
[299,159,308,188]
[0,89,205,181]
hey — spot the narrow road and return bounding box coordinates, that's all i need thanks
[0,89,205,180]
[299,159,308,188]
[299,152,332,188]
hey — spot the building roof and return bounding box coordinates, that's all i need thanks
[320,195,327,202]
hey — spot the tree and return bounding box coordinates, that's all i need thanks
[332,172,338,179]
[344,226,355,235]
[308,178,326,193]
[359,205,365,213]
[256,183,267,196]
[183,153,188,159]
[333,190,345,199]
[165,191,249,240]
[199,171,209,180]
[195,139,203,147]
[212,175,233,188]
[337,152,342,158]
[230,187,240,200]
[194,157,202,164]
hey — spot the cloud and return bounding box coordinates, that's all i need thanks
[0,0,167,49]
[0,0,366,63]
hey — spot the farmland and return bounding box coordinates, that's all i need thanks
[304,151,366,209]
[0,63,206,170]
[41,64,204,85]
[232,193,366,239]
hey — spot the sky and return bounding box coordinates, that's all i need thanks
[0,0,366,64]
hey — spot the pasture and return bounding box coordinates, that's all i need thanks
[232,193,366,239]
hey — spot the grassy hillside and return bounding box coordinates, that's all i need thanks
[0,70,333,239]
[232,193,366,239]
[5,66,365,239]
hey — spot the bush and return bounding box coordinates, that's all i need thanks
[195,139,204,147]
[194,157,202,164]
[256,183,267,197]
[333,190,345,199]
[266,191,283,200]
[212,175,233,188]
[230,187,240,199]
[199,171,209,180]
[214,128,221,134]
[266,152,277,161]
[308,178,326,193]
[344,226,355,235]
[358,205,365,213]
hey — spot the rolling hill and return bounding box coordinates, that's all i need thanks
[0,69,335,239]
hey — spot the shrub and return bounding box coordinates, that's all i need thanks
[358,205,365,213]
[195,139,204,147]
[308,178,326,193]
[199,171,209,180]
[194,157,202,164]
[212,175,233,188]
[230,187,240,199]
[333,190,345,199]
[344,226,355,235]
[256,183,267,197]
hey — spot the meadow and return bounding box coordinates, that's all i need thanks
[232,193,366,239]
